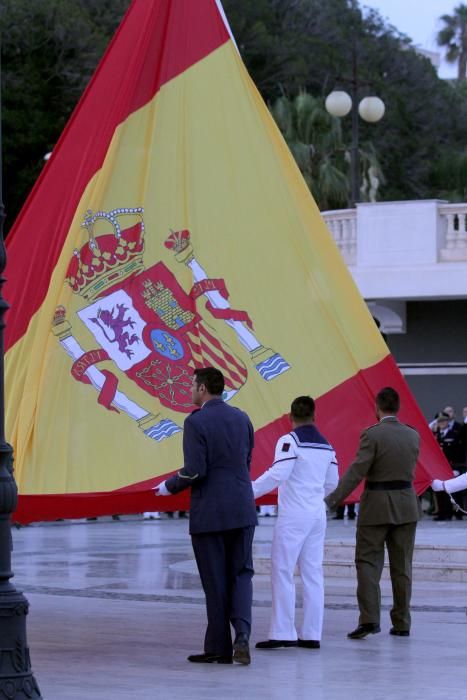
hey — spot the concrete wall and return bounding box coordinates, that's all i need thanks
[387,300,467,419]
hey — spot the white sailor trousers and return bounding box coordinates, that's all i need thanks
[269,510,326,641]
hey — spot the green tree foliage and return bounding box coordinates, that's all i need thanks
[272,91,349,209]
[429,148,467,201]
[437,4,467,81]
[2,0,467,223]
[223,0,467,207]
[0,0,128,230]
[271,90,384,209]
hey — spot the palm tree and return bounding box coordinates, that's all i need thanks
[437,4,467,81]
[430,148,467,201]
[270,90,383,210]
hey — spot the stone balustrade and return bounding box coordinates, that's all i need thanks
[321,200,467,300]
[322,209,356,265]
[439,203,467,261]
[323,202,467,264]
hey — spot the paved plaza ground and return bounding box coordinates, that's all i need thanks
[11,515,467,699]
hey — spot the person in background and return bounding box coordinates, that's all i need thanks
[333,502,356,520]
[258,505,278,517]
[443,406,462,432]
[432,412,464,520]
[143,511,161,520]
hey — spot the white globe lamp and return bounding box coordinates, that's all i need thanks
[358,96,385,123]
[325,90,352,118]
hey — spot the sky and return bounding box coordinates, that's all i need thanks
[361,0,459,78]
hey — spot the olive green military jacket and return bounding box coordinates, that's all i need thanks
[324,416,421,526]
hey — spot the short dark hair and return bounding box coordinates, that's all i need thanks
[290,396,315,422]
[194,367,224,396]
[376,387,400,414]
[436,412,450,421]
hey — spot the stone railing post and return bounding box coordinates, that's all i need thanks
[322,209,357,265]
[439,204,467,261]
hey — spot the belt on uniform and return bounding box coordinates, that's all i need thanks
[365,480,412,491]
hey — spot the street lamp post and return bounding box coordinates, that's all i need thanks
[0,52,42,700]
[325,45,385,207]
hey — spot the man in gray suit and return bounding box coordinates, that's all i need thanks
[325,387,420,639]
[155,367,257,664]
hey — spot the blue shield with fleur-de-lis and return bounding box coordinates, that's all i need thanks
[150,329,184,360]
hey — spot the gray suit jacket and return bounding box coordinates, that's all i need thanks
[165,398,258,534]
[325,417,421,526]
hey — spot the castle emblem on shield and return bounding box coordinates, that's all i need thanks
[52,208,290,441]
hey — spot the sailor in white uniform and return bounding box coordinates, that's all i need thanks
[432,473,467,494]
[252,396,339,649]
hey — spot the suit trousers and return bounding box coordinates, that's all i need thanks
[269,512,326,641]
[191,526,255,657]
[355,521,417,630]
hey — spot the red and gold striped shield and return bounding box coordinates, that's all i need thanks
[5,0,451,522]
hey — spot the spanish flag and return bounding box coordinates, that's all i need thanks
[5,0,450,523]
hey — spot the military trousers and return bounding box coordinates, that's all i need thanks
[355,521,417,631]
[191,526,255,657]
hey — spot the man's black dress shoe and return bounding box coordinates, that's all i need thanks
[233,633,251,665]
[187,653,232,664]
[389,628,410,637]
[255,639,298,649]
[347,623,381,639]
[298,639,320,649]
[433,516,452,521]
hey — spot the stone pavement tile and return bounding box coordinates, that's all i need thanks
[26,595,467,700]
[9,517,467,699]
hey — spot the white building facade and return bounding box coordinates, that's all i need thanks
[323,200,467,419]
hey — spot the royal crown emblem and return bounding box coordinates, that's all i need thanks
[53,207,290,442]
[66,208,145,300]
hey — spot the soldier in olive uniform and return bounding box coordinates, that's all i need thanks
[325,387,420,639]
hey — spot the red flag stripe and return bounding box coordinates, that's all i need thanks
[186,332,203,358]
[201,343,248,389]
[186,332,242,389]
[198,323,248,379]
[12,354,452,524]
[187,328,247,384]
[197,339,245,389]
[5,0,229,351]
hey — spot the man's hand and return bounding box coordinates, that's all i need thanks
[153,481,170,496]
[432,479,445,492]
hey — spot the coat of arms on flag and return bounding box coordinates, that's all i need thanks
[52,207,290,442]
[5,0,450,522]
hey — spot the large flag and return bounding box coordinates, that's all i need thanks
[5,0,450,523]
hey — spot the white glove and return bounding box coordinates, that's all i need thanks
[251,481,260,499]
[153,481,170,496]
[431,479,445,492]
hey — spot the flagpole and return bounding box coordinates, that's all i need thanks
[0,43,42,700]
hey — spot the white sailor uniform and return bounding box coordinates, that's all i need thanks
[252,424,338,641]
[433,472,467,494]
